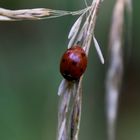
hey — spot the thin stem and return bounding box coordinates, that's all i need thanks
[105,0,130,140]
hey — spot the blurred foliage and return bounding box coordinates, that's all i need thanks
[0,0,140,140]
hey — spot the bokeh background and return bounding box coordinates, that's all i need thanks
[0,0,139,140]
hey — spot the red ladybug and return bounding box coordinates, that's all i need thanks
[60,45,87,81]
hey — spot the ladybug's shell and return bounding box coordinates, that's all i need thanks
[60,45,87,81]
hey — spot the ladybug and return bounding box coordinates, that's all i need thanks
[60,45,87,81]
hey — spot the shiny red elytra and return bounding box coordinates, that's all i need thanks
[60,45,87,81]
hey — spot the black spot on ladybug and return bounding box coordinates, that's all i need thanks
[66,52,70,55]
[81,53,86,57]
[62,59,66,63]
[72,61,77,66]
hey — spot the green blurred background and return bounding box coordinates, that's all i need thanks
[0,0,140,140]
